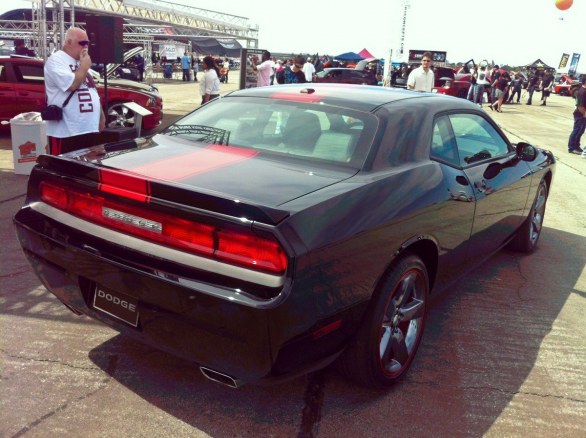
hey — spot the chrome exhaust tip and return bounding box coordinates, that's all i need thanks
[200,366,242,388]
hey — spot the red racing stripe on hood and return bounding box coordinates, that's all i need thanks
[127,144,259,182]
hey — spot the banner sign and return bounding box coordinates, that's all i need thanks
[408,50,447,64]
[160,44,179,60]
[239,48,264,90]
[558,53,570,69]
[568,53,581,76]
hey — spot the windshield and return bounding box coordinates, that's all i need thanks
[162,97,377,167]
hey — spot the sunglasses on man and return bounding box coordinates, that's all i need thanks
[78,40,90,46]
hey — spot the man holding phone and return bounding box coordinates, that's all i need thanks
[44,27,106,155]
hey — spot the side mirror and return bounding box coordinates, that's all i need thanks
[515,142,538,162]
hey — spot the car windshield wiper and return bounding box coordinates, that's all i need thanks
[163,124,231,145]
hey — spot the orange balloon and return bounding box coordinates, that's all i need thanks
[555,0,573,10]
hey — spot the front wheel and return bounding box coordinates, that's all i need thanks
[508,180,548,252]
[337,254,429,388]
[106,103,136,128]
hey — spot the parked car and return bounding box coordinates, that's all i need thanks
[554,80,581,97]
[0,55,162,130]
[92,63,141,81]
[91,46,144,82]
[314,67,378,85]
[13,84,555,389]
[432,66,473,98]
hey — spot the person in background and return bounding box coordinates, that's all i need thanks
[14,39,35,56]
[274,59,284,85]
[540,70,554,106]
[134,53,144,82]
[490,71,510,113]
[181,52,191,81]
[252,50,274,87]
[192,56,199,82]
[487,65,501,105]
[283,55,307,84]
[567,75,586,154]
[222,58,230,83]
[474,65,489,107]
[200,55,221,104]
[303,57,316,83]
[526,73,539,105]
[466,66,477,101]
[508,73,523,104]
[406,52,434,92]
[269,57,276,85]
[44,27,105,155]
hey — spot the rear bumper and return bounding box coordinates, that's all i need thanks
[14,208,274,383]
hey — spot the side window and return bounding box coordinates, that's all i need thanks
[14,63,45,84]
[430,116,459,166]
[0,63,6,82]
[449,113,510,166]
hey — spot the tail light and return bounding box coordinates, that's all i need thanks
[39,181,287,275]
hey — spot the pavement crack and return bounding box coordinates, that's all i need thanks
[0,193,26,204]
[0,348,102,372]
[11,355,118,438]
[512,255,530,302]
[0,268,37,279]
[297,370,326,438]
[408,379,585,404]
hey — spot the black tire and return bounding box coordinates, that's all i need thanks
[337,254,429,388]
[106,102,136,128]
[508,180,548,252]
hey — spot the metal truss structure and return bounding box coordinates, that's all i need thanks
[0,0,258,60]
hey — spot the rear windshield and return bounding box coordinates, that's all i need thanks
[162,97,377,167]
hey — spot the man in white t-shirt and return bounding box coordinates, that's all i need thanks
[303,58,316,82]
[44,27,105,155]
[407,52,435,92]
[253,50,275,87]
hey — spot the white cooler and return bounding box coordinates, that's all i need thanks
[9,112,48,175]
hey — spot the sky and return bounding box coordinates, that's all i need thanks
[1,0,583,69]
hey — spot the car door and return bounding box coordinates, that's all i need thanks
[449,113,531,260]
[11,61,46,116]
[0,61,17,124]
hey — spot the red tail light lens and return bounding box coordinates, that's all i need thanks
[39,181,287,274]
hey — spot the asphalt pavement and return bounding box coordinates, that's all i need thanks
[1,82,585,438]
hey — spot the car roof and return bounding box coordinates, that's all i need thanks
[225,83,454,112]
[0,55,42,62]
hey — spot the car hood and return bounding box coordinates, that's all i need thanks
[85,134,357,208]
[94,76,158,95]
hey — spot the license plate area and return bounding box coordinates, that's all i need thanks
[93,285,139,327]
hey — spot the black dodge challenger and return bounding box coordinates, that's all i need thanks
[13,84,555,388]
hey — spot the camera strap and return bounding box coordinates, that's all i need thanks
[61,89,77,108]
[44,88,77,108]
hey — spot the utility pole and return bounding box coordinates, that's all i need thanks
[399,0,410,57]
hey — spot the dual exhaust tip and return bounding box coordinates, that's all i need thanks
[200,366,243,388]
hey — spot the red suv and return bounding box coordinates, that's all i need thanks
[0,55,163,130]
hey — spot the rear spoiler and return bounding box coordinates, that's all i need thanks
[32,154,290,225]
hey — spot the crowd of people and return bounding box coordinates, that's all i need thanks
[189,49,585,155]
[250,52,323,86]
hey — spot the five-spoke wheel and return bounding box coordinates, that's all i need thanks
[338,254,429,388]
[107,103,136,128]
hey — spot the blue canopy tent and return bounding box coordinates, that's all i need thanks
[334,52,365,61]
